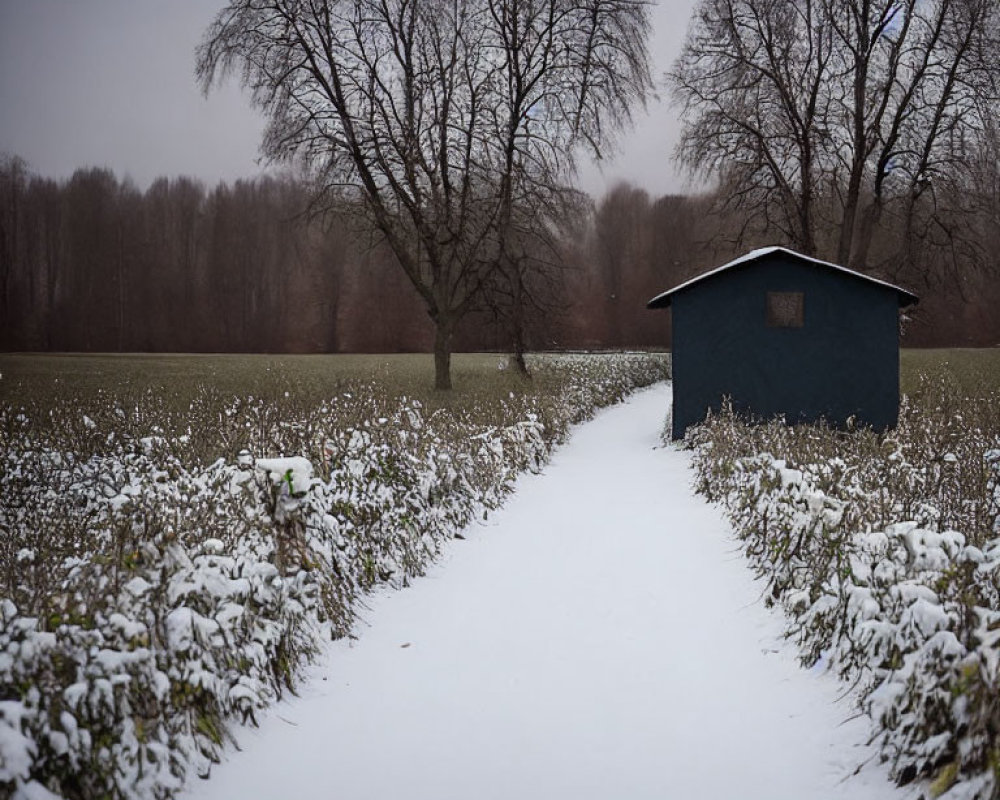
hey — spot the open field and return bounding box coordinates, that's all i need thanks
[1,348,995,409]
[899,347,1000,396]
[0,352,673,465]
[0,352,518,408]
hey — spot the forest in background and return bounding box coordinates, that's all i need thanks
[1,156,998,355]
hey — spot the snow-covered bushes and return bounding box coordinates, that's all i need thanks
[686,374,1000,799]
[0,353,669,800]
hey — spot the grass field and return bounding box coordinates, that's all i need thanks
[0,350,673,466]
[1,348,995,407]
[0,352,513,407]
[899,347,1000,395]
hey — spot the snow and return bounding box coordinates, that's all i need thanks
[165,607,195,652]
[13,781,64,800]
[255,456,314,496]
[0,701,35,782]
[182,384,914,800]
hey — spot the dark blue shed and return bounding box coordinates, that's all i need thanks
[647,247,919,440]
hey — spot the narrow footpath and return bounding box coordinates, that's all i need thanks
[183,383,915,800]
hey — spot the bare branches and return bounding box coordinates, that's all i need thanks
[670,0,1000,280]
[198,0,651,388]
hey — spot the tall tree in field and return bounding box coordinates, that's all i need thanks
[197,0,651,388]
[670,0,1000,276]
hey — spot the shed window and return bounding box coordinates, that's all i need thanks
[766,291,804,327]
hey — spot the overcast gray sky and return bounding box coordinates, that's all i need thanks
[0,0,697,199]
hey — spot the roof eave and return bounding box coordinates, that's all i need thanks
[648,286,919,310]
[645,246,920,311]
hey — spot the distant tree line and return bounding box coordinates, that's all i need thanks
[1,154,998,354]
[568,180,1000,349]
[0,157,425,353]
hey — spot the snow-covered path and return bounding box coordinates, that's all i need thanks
[183,383,914,800]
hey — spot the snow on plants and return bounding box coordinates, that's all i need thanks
[685,374,1000,800]
[0,353,668,800]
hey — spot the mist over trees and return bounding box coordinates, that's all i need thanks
[3,155,997,354]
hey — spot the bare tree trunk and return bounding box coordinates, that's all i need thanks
[851,197,885,272]
[837,21,868,267]
[511,268,530,377]
[433,316,453,391]
[512,349,529,376]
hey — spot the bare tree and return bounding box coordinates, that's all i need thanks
[670,0,1000,277]
[197,0,651,388]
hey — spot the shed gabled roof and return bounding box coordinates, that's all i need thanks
[646,246,919,309]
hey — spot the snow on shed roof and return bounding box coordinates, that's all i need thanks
[646,246,919,309]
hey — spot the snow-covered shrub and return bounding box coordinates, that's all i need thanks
[687,374,1000,799]
[0,352,668,800]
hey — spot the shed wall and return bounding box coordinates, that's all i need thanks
[671,254,900,439]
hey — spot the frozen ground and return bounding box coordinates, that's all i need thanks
[182,383,917,800]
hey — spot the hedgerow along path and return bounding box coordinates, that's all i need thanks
[182,382,915,800]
